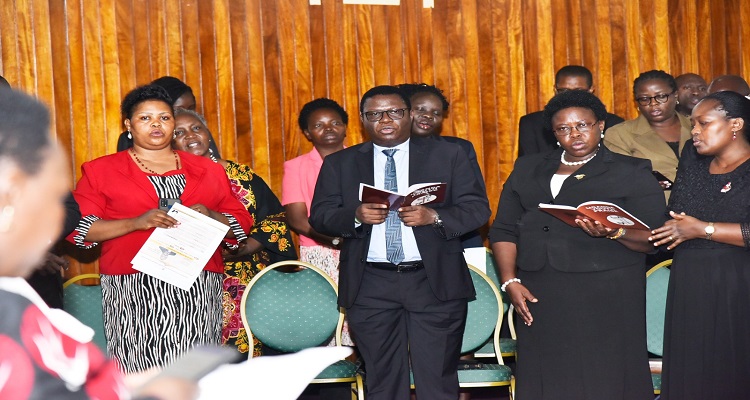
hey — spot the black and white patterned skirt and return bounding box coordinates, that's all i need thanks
[101,271,223,373]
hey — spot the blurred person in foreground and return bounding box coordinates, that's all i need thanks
[0,89,197,399]
[171,108,296,356]
[491,90,665,399]
[68,85,252,374]
[651,91,750,399]
[0,73,82,308]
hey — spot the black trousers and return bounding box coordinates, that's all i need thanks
[347,266,468,400]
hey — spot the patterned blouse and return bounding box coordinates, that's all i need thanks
[221,160,297,355]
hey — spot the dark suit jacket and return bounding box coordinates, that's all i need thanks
[436,135,485,247]
[518,111,625,157]
[68,150,253,275]
[490,145,666,272]
[310,136,490,308]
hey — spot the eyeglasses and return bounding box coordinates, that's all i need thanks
[362,108,409,122]
[635,92,674,106]
[552,121,599,137]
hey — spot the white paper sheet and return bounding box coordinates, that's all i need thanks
[132,202,229,291]
[199,347,353,400]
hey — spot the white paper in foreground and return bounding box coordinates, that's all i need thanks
[199,347,353,400]
[132,202,229,291]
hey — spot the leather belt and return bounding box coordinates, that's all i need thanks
[367,261,424,273]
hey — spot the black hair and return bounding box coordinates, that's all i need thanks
[0,90,52,174]
[297,98,349,131]
[397,83,450,111]
[150,76,193,105]
[542,90,608,131]
[120,85,174,119]
[555,65,593,88]
[701,91,750,142]
[359,85,411,113]
[633,70,677,96]
[173,108,222,158]
[0,75,10,91]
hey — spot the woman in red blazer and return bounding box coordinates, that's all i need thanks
[68,85,253,374]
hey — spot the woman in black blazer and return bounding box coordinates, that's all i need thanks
[490,90,666,399]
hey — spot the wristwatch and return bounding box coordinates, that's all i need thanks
[331,237,342,247]
[705,222,715,240]
[432,213,444,228]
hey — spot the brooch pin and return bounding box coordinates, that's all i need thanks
[574,174,585,180]
[721,182,732,193]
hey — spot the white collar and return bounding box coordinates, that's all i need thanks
[373,138,410,154]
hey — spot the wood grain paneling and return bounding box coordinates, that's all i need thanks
[2,0,749,273]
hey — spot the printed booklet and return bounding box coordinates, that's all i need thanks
[359,182,446,210]
[538,201,650,230]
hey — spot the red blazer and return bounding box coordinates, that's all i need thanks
[68,150,253,275]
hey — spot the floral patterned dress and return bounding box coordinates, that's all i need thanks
[222,160,297,355]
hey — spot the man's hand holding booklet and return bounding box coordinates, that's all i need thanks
[538,201,650,230]
[359,182,447,209]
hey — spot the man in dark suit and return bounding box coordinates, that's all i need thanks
[310,85,490,400]
[518,65,624,156]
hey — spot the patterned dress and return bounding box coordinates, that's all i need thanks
[221,160,297,356]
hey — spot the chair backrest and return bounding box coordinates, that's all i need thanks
[240,260,342,356]
[62,273,107,351]
[462,265,504,363]
[483,248,510,314]
[646,259,671,356]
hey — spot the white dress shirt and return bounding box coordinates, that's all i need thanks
[367,139,422,263]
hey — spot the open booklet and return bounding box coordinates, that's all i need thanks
[538,201,650,231]
[359,182,447,210]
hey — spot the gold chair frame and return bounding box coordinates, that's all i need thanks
[240,260,364,399]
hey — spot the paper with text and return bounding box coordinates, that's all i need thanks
[132,202,230,290]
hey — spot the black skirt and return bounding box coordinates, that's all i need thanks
[515,263,652,400]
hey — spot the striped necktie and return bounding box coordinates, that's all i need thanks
[382,149,404,265]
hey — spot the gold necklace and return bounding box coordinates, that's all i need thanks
[130,149,180,174]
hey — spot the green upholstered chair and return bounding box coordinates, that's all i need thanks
[62,273,107,352]
[473,248,517,359]
[646,259,671,395]
[411,265,513,396]
[240,260,364,399]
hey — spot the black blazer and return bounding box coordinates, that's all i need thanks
[518,111,625,157]
[310,136,490,308]
[490,145,666,273]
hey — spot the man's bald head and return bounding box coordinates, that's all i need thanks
[708,75,750,96]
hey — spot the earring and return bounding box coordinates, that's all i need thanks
[733,131,737,140]
[208,148,218,163]
[556,141,560,147]
[0,206,15,233]
[675,99,680,105]
[601,133,605,139]
[127,130,132,140]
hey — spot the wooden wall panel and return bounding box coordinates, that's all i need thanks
[2,0,750,273]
